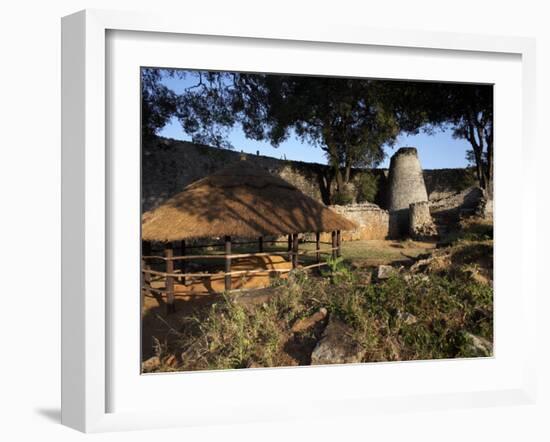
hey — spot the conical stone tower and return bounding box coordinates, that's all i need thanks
[387,147,429,235]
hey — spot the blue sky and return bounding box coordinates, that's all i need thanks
[156,72,472,170]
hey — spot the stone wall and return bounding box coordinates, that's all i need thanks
[319,203,399,241]
[142,138,331,211]
[142,137,477,212]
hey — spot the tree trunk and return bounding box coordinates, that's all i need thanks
[485,137,494,198]
[344,161,352,185]
[334,164,344,193]
[324,139,343,194]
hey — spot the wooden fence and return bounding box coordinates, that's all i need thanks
[141,232,342,314]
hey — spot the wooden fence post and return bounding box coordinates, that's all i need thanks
[331,231,337,259]
[142,240,151,257]
[259,236,263,253]
[315,232,321,263]
[165,243,175,314]
[292,234,299,269]
[225,236,232,291]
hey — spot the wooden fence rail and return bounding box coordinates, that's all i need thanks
[142,247,338,262]
[142,261,329,297]
[142,230,342,314]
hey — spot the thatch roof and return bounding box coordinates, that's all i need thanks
[142,160,357,242]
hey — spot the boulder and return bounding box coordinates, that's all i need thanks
[141,356,160,372]
[377,265,397,280]
[397,310,418,325]
[310,317,366,365]
[463,332,493,357]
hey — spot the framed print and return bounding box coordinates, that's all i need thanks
[61,9,537,432]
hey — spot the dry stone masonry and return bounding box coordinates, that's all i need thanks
[322,203,399,241]
[143,138,488,239]
[409,201,438,240]
[387,147,430,235]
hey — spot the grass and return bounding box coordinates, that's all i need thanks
[143,218,493,372]
[440,217,493,246]
[339,239,435,264]
[145,237,492,372]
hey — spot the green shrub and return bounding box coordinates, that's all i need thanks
[355,172,379,203]
[454,168,477,191]
[332,190,354,205]
[171,246,493,370]
[182,295,284,370]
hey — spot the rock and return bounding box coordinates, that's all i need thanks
[397,310,418,325]
[463,332,493,357]
[141,356,160,372]
[429,187,484,215]
[310,317,366,365]
[162,354,179,368]
[247,361,262,368]
[234,287,281,307]
[475,188,493,219]
[403,273,429,283]
[291,307,328,333]
[377,265,397,280]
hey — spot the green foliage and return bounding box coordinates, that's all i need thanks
[322,256,354,284]
[443,220,494,245]
[355,172,379,203]
[332,190,354,205]
[356,272,493,360]
[142,67,493,189]
[141,68,178,140]
[188,295,284,370]
[167,234,493,371]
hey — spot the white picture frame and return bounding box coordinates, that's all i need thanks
[61,9,537,433]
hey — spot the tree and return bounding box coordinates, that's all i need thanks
[142,69,493,193]
[406,82,493,192]
[141,69,180,140]
[175,73,409,197]
[446,84,493,193]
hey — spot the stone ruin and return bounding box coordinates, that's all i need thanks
[326,146,439,240]
[321,203,399,242]
[387,147,431,236]
[409,201,438,240]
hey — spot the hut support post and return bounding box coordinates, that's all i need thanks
[259,236,263,253]
[180,240,186,285]
[141,258,150,307]
[287,234,292,252]
[292,234,299,269]
[331,231,337,259]
[165,243,175,314]
[315,232,321,263]
[225,236,232,291]
[142,241,152,297]
[336,230,342,257]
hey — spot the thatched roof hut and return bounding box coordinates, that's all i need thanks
[142,160,356,242]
